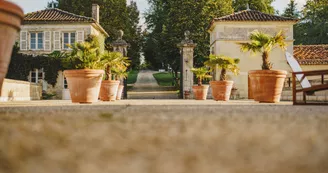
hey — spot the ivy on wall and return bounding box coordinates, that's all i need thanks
[6,43,65,87]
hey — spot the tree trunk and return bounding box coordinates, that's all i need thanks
[262,51,272,70]
[220,69,227,81]
[198,77,202,86]
[105,66,111,80]
[214,64,220,81]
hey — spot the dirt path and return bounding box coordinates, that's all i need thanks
[128,70,178,99]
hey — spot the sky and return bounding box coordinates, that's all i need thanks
[9,0,308,26]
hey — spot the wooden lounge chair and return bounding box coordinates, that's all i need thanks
[285,52,328,105]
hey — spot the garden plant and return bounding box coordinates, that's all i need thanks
[238,30,288,103]
[205,55,240,101]
[190,67,212,100]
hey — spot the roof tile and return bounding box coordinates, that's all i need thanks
[24,8,95,23]
[294,45,328,65]
[214,10,298,22]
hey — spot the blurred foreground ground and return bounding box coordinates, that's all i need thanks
[0,100,327,173]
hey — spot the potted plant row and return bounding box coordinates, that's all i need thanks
[205,55,240,101]
[0,1,24,93]
[239,30,287,103]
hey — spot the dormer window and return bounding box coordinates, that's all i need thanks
[30,32,44,50]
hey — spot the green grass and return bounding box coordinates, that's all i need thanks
[127,70,139,84]
[153,72,177,86]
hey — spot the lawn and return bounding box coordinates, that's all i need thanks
[127,70,139,84]
[153,72,178,86]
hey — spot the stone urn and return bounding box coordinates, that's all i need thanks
[0,1,24,94]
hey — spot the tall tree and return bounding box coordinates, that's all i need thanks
[282,0,300,18]
[232,0,275,14]
[294,0,328,45]
[125,1,142,69]
[144,0,233,77]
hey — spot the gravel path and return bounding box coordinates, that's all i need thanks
[130,70,159,92]
[128,70,178,99]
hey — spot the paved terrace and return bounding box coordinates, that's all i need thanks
[1,99,328,173]
[0,100,326,116]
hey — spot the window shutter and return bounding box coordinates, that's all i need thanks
[20,31,27,50]
[53,31,61,50]
[76,31,84,43]
[44,31,51,51]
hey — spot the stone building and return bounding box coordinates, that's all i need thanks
[208,9,298,98]
[17,5,108,99]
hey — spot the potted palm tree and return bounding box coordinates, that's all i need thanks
[99,51,122,101]
[100,52,130,101]
[0,1,24,94]
[191,67,212,100]
[112,69,128,100]
[205,55,240,101]
[239,30,287,103]
[63,40,104,103]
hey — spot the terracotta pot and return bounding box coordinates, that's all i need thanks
[249,70,287,103]
[192,85,209,100]
[116,85,124,100]
[210,81,234,101]
[100,80,120,101]
[0,1,24,94]
[64,69,104,103]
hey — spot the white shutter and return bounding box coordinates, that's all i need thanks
[20,31,27,50]
[53,31,61,50]
[44,31,51,51]
[76,31,84,43]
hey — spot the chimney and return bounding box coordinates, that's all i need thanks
[92,4,100,23]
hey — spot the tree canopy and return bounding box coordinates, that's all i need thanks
[143,0,233,75]
[294,0,328,45]
[233,0,275,14]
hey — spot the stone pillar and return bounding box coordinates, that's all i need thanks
[177,31,196,99]
[112,30,130,99]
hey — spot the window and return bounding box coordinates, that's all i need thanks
[63,32,76,49]
[30,32,44,50]
[30,69,44,83]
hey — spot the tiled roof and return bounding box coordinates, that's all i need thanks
[213,10,298,22]
[294,45,328,65]
[24,8,95,23]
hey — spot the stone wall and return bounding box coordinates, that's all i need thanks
[0,79,42,102]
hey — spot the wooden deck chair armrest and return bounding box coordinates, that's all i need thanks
[292,70,328,75]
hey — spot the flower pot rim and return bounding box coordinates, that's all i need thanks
[192,85,209,88]
[210,80,234,84]
[249,69,287,75]
[64,69,104,74]
[101,80,120,83]
[0,1,24,20]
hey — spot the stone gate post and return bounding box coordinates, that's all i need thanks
[112,30,130,99]
[177,31,197,99]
